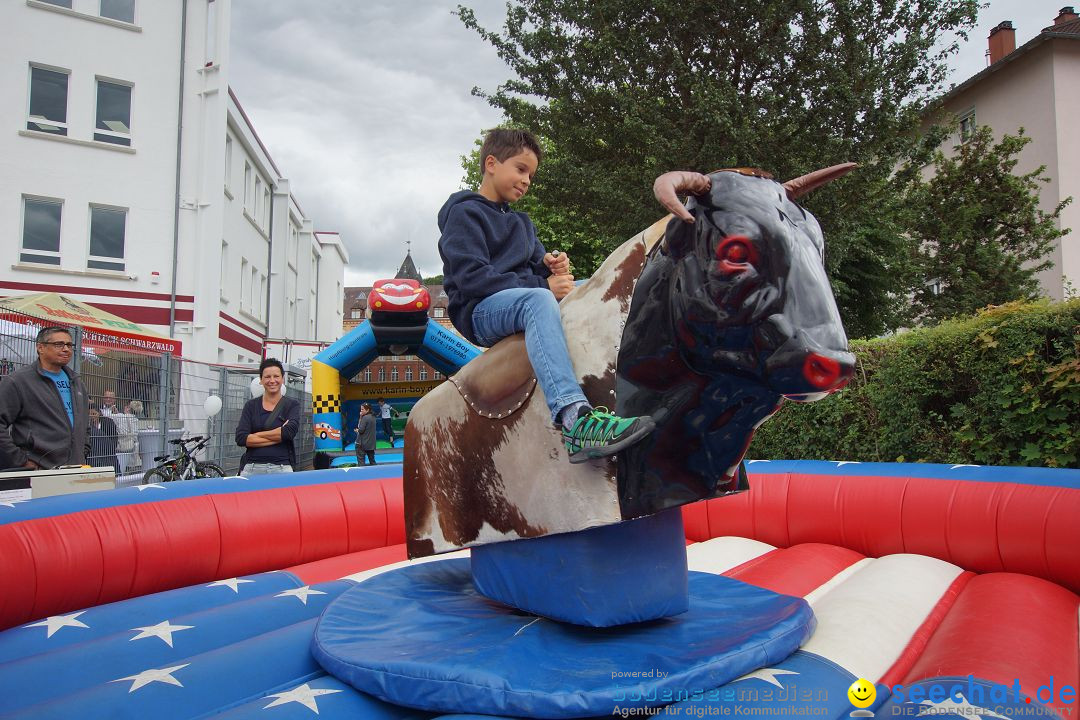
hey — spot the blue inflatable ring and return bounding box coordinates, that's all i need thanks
[312,559,815,718]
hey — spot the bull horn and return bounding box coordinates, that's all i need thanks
[782,162,858,199]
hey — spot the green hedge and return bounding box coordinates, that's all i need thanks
[748,299,1080,467]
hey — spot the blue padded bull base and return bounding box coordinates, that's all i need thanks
[471,508,689,626]
[312,559,816,718]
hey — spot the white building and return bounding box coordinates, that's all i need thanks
[922,8,1079,301]
[0,0,346,364]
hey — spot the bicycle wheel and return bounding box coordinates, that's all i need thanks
[195,462,225,478]
[143,468,173,485]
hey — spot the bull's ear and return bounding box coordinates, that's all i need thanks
[782,162,857,200]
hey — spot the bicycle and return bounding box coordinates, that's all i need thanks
[142,435,225,483]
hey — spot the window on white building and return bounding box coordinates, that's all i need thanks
[100,0,135,24]
[224,137,232,191]
[254,177,262,222]
[88,205,126,271]
[419,367,427,381]
[240,257,249,311]
[405,367,413,381]
[958,109,977,143]
[94,79,131,146]
[391,367,399,382]
[27,66,68,136]
[204,0,218,64]
[39,0,72,7]
[244,163,253,212]
[20,196,63,265]
[263,187,271,231]
[219,240,229,299]
[250,266,258,314]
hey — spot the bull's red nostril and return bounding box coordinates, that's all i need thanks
[802,353,842,390]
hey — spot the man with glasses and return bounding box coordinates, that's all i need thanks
[0,326,90,470]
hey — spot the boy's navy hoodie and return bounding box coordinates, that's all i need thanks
[437,190,551,346]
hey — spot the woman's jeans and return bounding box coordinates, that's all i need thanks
[240,463,293,477]
[471,287,588,424]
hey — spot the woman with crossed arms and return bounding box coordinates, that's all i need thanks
[235,358,300,476]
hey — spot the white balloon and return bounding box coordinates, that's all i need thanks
[203,395,222,417]
[250,377,264,398]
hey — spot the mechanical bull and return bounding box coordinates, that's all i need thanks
[405,165,856,558]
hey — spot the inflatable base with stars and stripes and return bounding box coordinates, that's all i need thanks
[0,460,1077,719]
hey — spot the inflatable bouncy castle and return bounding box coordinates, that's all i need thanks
[309,278,481,454]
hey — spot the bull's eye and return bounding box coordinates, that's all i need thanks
[715,235,755,265]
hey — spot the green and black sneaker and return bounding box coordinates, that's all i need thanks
[562,406,656,464]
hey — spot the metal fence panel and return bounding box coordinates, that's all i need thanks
[0,305,313,483]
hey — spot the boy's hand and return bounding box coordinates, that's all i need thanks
[547,273,575,300]
[543,251,571,275]
[653,171,712,223]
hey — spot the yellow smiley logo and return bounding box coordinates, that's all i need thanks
[848,678,876,708]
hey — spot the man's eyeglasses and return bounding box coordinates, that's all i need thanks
[41,341,76,349]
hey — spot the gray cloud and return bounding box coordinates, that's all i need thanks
[229,0,512,286]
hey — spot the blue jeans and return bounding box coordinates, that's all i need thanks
[472,288,588,424]
[240,463,292,477]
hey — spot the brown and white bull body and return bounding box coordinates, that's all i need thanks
[405,166,856,558]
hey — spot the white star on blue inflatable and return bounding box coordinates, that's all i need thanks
[129,620,194,647]
[206,577,255,593]
[25,611,89,638]
[275,586,327,605]
[263,683,343,713]
[111,663,190,693]
[134,484,167,491]
[0,498,29,508]
[732,667,799,688]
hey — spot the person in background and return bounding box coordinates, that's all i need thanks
[355,402,377,466]
[235,358,301,476]
[113,399,142,474]
[0,326,90,469]
[88,406,120,476]
[100,389,120,417]
[377,398,399,446]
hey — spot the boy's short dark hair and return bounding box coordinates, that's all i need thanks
[479,128,542,176]
[259,357,284,377]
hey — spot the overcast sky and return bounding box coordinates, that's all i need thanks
[228,0,1067,287]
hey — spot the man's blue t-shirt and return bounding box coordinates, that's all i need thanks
[41,369,73,426]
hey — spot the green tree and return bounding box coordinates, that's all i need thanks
[457,0,979,337]
[899,127,1070,325]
